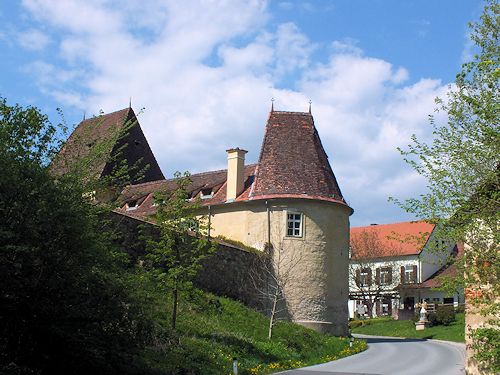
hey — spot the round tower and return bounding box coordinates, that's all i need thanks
[248,110,353,335]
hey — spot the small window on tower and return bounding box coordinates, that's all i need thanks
[286,212,303,237]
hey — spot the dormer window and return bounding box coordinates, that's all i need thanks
[286,212,303,237]
[125,200,138,211]
[200,188,213,199]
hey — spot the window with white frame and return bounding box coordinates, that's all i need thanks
[380,267,392,285]
[359,268,370,286]
[404,265,417,284]
[381,302,390,315]
[125,200,138,211]
[286,212,303,237]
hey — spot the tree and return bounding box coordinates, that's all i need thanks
[251,240,303,339]
[145,172,215,329]
[349,229,402,318]
[0,97,154,374]
[393,1,499,372]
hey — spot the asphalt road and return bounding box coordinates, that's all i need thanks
[278,334,465,375]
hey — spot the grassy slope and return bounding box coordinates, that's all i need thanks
[141,286,366,374]
[351,314,465,342]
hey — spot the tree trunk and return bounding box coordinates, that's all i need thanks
[172,283,178,329]
[367,299,374,318]
[268,289,279,339]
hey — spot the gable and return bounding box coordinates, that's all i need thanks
[51,107,164,185]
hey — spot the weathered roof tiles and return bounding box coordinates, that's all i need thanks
[51,107,164,184]
[251,111,346,203]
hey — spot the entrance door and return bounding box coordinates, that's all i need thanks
[404,297,415,311]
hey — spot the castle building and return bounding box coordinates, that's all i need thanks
[54,106,353,336]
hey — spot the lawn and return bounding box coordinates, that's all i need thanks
[351,313,465,342]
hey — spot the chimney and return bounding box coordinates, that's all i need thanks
[226,148,247,201]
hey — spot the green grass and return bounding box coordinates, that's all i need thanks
[139,281,367,374]
[351,313,465,343]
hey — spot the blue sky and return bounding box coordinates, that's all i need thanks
[0,0,485,226]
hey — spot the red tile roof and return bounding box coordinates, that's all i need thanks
[250,111,347,205]
[118,164,257,215]
[350,221,436,258]
[116,110,351,218]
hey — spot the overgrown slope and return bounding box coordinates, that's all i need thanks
[138,278,366,374]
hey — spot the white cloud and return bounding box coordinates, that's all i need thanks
[17,28,50,50]
[19,0,449,225]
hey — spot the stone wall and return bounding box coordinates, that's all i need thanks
[106,211,266,309]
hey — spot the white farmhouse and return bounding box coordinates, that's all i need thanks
[348,221,464,319]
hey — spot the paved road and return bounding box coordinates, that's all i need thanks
[279,334,465,375]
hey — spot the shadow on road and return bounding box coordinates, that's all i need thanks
[355,336,429,344]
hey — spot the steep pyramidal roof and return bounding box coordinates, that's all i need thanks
[250,111,346,203]
[51,107,164,184]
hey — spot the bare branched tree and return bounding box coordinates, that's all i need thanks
[251,209,303,339]
[349,229,402,318]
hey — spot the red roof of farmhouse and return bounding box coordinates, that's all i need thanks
[117,110,351,219]
[350,221,436,258]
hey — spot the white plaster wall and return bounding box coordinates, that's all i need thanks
[349,255,420,293]
[419,230,456,281]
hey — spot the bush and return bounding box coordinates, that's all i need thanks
[427,305,456,326]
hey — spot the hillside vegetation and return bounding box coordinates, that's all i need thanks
[139,276,367,374]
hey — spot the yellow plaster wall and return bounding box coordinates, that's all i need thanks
[206,198,351,335]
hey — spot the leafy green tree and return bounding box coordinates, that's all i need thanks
[393,1,499,372]
[146,172,215,329]
[0,97,154,374]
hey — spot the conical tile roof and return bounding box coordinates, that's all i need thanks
[250,111,347,204]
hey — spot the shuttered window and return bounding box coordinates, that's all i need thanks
[401,265,418,284]
[356,267,372,286]
[378,267,392,285]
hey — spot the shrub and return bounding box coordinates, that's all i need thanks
[428,305,456,326]
[436,305,456,325]
[411,312,420,323]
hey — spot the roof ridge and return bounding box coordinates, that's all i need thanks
[81,107,130,124]
[186,163,257,179]
[272,110,312,115]
[352,220,431,229]
[124,163,258,189]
